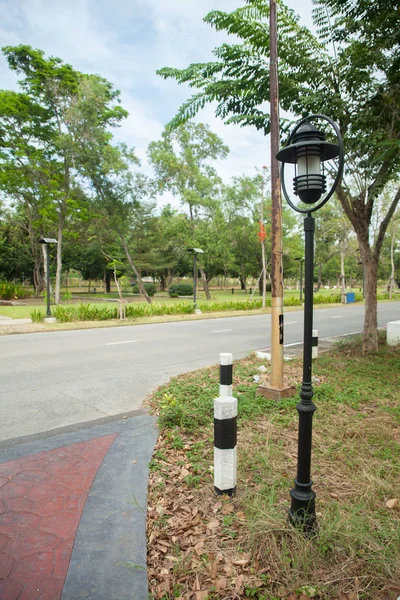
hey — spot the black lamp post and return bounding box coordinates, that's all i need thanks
[277,115,344,531]
[187,248,204,311]
[39,237,58,317]
[295,257,305,302]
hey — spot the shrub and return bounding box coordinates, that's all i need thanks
[30,309,44,323]
[314,293,341,304]
[52,306,77,322]
[377,292,390,300]
[284,296,302,306]
[0,281,33,300]
[199,299,264,312]
[168,283,194,297]
[132,283,156,297]
[126,301,193,319]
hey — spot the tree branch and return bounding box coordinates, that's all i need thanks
[374,186,400,259]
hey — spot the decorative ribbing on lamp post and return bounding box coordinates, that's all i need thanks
[214,353,237,496]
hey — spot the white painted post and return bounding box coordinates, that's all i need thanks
[387,321,400,346]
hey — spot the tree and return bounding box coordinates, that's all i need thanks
[157,0,400,351]
[1,45,128,303]
[148,122,229,299]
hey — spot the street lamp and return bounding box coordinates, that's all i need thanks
[295,257,305,302]
[277,115,344,531]
[187,248,204,312]
[39,237,58,317]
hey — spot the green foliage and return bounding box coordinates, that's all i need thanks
[283,296,302,306]
[168,283,194,297]
[313,293,341,304]
[52,304,117,322]
[199,299,264,312]
[0,281,32,300]
[29,309,44,322]
[131,283,156,296]
[377,292,390,301]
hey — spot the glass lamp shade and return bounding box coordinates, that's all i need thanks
[294,144,326,204]
[276,123,340,205]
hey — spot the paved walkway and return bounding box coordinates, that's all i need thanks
[0,414,158,600]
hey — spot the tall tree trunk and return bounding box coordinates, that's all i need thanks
[336,184,400,353]
[359,240,379,352]
[389,224,397,299]
[54,211,65,305]
[26,206,45,295]
[119,231,152,304]
[199,266,211,300]
[317,262,322,291]
[105,270,112,293]
[167,268,173,288]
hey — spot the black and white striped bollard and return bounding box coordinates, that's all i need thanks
[214,353,237,496]
[312,329,318,359]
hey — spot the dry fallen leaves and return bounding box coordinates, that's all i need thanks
[385,498,399,509]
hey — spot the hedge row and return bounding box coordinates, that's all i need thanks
[29,292,377,323]
[39,301,194,322]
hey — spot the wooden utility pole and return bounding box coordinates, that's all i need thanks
[258,0,295,399]
[269,0,284,388]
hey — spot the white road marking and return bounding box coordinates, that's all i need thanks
[210,329,232,334]
[331,316,342,319]
[106,340,137,346]
[285,321,298,325]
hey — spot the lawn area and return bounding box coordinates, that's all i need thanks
[0,288,348,320]
[146,336,400,600]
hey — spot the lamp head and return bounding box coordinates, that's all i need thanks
[39,237,58,244]
[277,121,341,207]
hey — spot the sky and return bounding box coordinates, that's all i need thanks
[0,0,316,209]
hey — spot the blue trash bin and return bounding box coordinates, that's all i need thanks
[346,292,355,303]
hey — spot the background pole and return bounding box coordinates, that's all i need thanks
[46,245,51,318]
[193,253,197,311]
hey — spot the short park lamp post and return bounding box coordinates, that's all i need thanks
[187,247,204,312]
[39,237,58,318]
[276,115,344,531]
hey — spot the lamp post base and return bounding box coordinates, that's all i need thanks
[44,317,57,324]
[289,480,317,533]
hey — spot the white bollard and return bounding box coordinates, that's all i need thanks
[387,321,400,346]
[312,329,318,359]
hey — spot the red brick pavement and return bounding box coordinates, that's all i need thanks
[0,434,117,600]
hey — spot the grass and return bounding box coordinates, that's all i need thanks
[146,335,400,600]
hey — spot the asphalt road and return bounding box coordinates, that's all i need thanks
[1,302,399,443]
